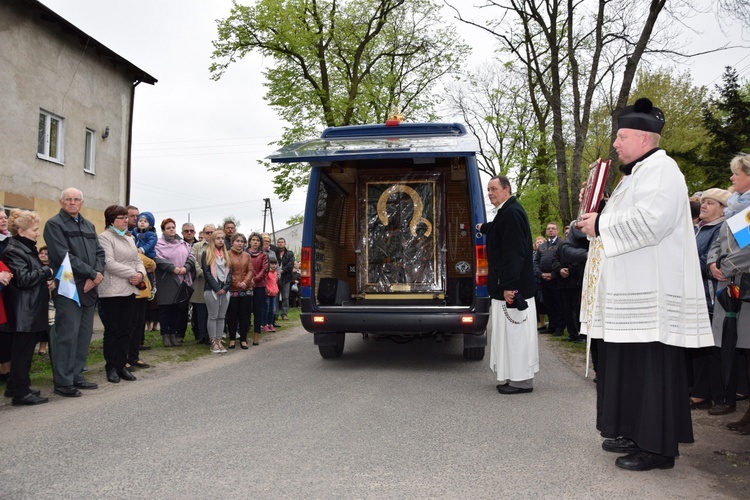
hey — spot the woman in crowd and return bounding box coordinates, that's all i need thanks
[98,205,146,384]
[1,209,54,405]
[247,232,268,346]
[707,153,750,430]
[202,230,231,353]
[36,246,51,356]
[0,208,11,383]
[690,189,731,410]
[227,233,253,349]
[128,252,155,370]
[154,218,195,347]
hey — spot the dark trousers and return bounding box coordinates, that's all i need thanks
[10,331,41,398]
[560,287,581,337]
[540,283,565,331]
[252,287,266,333]
[101,295,136,372]
[227,294,251,342]
[192,302,208,342]
[688,346,712,400]
[176,301,189,339]
[709,346,740,407]
[51,296,95,387]
[128,299,148,365]
[159,304,182,338]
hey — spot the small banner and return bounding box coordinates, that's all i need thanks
[55,252,80,306]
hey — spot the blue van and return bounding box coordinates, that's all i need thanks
[268,122,489,359]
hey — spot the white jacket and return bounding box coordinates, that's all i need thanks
[580,149,713,348]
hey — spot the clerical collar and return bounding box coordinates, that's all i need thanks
[619,148,661,175]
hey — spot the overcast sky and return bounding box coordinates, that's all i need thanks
[39,0,748,237]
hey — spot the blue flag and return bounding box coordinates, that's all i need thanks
[55,252,80,306]
[727,206,750,249]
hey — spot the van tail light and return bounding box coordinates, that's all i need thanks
[301,247,312,287]
[475,244,488,286]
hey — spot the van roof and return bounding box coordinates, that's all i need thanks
[267,122,479,163]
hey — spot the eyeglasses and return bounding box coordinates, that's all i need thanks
[183,229,195,233]
[63,198,83,203]
[204,231,214,235]
[115,215,128,220]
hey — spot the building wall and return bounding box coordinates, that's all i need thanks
[273,222,303,258]
[0,1,137,238]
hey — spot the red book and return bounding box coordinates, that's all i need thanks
[578,159,611,218]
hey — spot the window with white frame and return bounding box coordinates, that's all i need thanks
[37,110,65,163]
[84,128,96,174]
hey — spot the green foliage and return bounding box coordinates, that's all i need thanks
[212,0,470,200]
[630,68,710,193]
[702,67,750,188]
[286,213,304,226]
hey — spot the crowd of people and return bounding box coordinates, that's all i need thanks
[0,193,302,405]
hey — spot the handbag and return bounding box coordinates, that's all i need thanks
[173,279,194,304]
[291,283,299,293]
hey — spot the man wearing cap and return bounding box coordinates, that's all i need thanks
[577,98,714,471]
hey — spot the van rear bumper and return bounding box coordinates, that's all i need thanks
[299,297,490,334]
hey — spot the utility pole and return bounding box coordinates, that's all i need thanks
[262,198,276,241]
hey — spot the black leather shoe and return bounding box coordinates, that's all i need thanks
[5,388,41,398]
[552,329,565,337]
[131,361,151,369]
[602,437,639,453]
[107,369,120,383]
[118,368,136,381]
[54,386,82,397]
[615,450,674,471]
[74,380,98,390]
[12,393,49,406]
[497,384,533,394]
[708,404,736,416]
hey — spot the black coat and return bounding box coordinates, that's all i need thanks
[1,237,53,332]
[557,225,589,289]
[480,197,535,300]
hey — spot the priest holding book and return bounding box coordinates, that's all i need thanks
[577,98,713,471]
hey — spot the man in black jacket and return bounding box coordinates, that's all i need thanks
[478,176,538,394]
[276,238,295,320]
[43,188,105,397]
[534,222,565,336]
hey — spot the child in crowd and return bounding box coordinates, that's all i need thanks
[264,257,279,332]
[134,211,157,300]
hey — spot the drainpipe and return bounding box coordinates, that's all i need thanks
[126,80,141,205]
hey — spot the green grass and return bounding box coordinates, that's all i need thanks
[22,306,302,388]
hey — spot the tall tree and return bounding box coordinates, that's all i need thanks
[702,66,750,187]
[447,0,677,221]
[211,0,469,200]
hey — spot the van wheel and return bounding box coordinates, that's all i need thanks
[319,333,345,359]
[463,347,485,361]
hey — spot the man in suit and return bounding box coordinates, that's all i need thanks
[534,222,565,336]
[478,176,538,394]
[43,188,105,397]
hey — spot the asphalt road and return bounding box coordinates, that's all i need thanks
[0,326,740,499]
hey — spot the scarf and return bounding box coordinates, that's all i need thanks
[109,225,128,237]
[724,190,750,218]
[155,235,193,286]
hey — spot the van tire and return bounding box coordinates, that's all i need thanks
[463,347,485,361]
[319,333,345,359]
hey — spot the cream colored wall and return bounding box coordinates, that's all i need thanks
[0,2,133,215]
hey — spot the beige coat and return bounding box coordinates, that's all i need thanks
[98,229,147,298]
[190,240,208,304]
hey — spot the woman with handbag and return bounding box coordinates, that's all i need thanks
[226,233,253,349]
[98,205,147,384]
[154,218,195,347]
[707,153,750,423]
[1,209,54,405]
[202,230,231,353]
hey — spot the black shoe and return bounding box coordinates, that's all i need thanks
[5,388,41,398]
[615,450,674,471]
[137,345,152,351]
[131,361,151,369]
[539,328,554,334]
[12,393,49,406]
[602,437,639,453]
[73,380,98,390]
[54,386,82,397]
[497,384,533,394]
[708,403,736,416]
[118,368,136,381]
[552,329,564,337]
[537,324,548,331]
[107,369,120,384]
[690,398,712,410]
